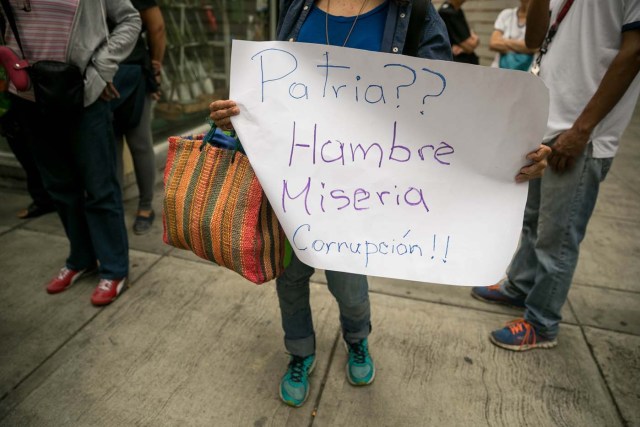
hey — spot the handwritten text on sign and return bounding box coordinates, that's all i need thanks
[229,40,549,286]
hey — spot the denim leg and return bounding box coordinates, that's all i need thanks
[325,271,371,344]
[522,145,611,338]
[501,178,541,299]
[74,100,129,279]
[276,253,316,357]
[12,96,97,271]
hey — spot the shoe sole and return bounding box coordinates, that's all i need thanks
[470,290,525,309]
[46,267,97,294]
[279,357,316,408]
[91,278,128,306]
[133,227,152,235]
[489,334,558,351]
[344,342,375,386]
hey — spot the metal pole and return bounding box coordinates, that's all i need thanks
[269,0,277,40]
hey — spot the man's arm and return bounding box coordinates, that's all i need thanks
[140,6,165,66]
[457,32,479,53]
[140,6,165,98]
[549,29,640,172]
[525,0,550,48]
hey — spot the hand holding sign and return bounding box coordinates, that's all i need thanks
[209,99,239,131]
[223,40,549,286]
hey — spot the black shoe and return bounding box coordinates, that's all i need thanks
[133,210,155,235]
[17,202,56,219]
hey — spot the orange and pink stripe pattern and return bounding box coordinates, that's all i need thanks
[163,135,285,284]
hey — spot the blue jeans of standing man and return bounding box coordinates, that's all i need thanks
[276,253,371,357]
[12,95,129,279]
[500,143,612,338]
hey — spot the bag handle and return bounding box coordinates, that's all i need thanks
[0,0,28,61]
[201,118,244,162]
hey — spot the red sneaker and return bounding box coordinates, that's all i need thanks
[46,266,95,294]
[91,278,127,306]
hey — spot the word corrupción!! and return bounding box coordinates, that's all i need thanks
[292,225,451,267]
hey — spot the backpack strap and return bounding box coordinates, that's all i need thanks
[402,0,430,57]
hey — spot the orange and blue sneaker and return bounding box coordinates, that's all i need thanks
[279,354,316,407]
[471,283,525,309]
[346,338,375,386]
[490,319,557,351]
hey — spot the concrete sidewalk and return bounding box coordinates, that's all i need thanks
[1,110,638,426]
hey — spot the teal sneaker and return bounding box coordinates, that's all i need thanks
[279,354,316,407]
[345,339,375,386]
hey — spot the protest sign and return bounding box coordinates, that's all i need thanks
[229,40,549,286]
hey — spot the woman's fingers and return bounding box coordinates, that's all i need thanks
[526,144,551,162]
[516,145,550,183]
[209,100,240,129]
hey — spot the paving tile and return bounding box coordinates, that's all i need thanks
[166,246,214,264]
[311,271,577,324]
[608,149,640,195]
[0,229,159,401]
[123,189,172,255]
[574,217,640,292]
[368,275,578,323]
[22,208,66,237]
[0,229,80,400]
[569,285,640,335]
[0,257,340,426]
[584,327,640,427]
[314,294,621,426]
[592,172,640,222]
[0,189,31,230]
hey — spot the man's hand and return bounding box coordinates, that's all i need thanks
[548,127,590,173]
[151,60,162,101]
[452,45,464,56]
[100,82,120,101]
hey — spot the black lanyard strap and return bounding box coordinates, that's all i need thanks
[533,0,574,71]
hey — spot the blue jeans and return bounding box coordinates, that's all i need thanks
[13,96,129,279]
[276,253,371,357]
[501,143,612,338]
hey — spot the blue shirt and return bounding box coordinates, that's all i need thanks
[297,2,389,52]
[277,0,452,60]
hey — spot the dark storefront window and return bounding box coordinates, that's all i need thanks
[152,1,274,137]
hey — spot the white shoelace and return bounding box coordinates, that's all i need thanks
[97,280,114,291]
[57,267,71,279]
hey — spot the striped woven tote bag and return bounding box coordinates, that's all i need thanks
[162,134,285,284]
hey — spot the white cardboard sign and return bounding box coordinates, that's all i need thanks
[229,40,549,286]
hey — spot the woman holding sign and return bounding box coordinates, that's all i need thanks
[210,0,550,408]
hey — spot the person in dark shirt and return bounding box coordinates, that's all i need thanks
[112,0,165,235]
[438,0,480,64]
